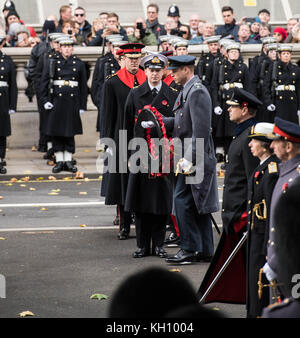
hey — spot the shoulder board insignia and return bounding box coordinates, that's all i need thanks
[194,82,202,89]
[268,162,278,174]
[170,87,178,92]
[107,73,117,80]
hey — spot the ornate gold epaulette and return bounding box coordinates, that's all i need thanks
[268,162,278,174]
[194,82,202,89]
[106,73,117,80]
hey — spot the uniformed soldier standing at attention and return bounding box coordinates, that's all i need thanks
[101,43,146,240]
[199,89,260,304]
[263,45,300,125]
[262,176,300,318]
[91,35,124,137]
[159,55,219,264]
[0,33,17,174]
[40,37,88,173]
[246,123,280,318]
[262,118,300,304]
[124,52,178,258]
[211,42,252,162]
[172,39,189,56]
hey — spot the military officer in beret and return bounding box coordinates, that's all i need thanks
[262,176,300,318]
[155,55,219,264]
[123,52,178,258]
[262,117,300,303]
[199,88,261,304]
[101,43,146,240]
[0,33,17,174]
[246,123,280,318]
[211,42,252,162]
[263,44,300,125]
[40,37,88,173]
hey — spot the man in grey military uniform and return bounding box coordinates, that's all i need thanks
[148,55,219,264]
[263,117,300,303]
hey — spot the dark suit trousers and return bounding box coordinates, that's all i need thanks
[174,174,214,254]
[52,136,75,153]
[135,212,167,250]
[0,136,6,159]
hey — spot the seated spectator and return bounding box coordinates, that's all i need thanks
[74,6,91,46]
[257,9,271,24]
[57,5,72,32]
[189,14,200,38]
[255,22,272,42]
[189,22,215,45]
[164,17,178,35]
[146,3,166,39]
[98,12,108,26]
[273,27,287,43]
[285,17,299,42]
[108,267,198,318]
[178,24,191,40]
[128,17,157,45]
[88,12,127,46]
[236,23,258,44]
[215,6,238,39]
[291,23,300,43]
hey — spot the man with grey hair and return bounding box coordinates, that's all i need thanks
[189,14,200,38]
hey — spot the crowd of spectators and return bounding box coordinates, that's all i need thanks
[1,1,300,48]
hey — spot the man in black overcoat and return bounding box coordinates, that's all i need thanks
[123,52,178,258]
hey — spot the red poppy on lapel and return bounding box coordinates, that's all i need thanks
[162,100,168,106]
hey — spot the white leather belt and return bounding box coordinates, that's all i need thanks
[223,82,243,90]
[276,85,295,91]
[0,81,8,87]
[53,80,78,87]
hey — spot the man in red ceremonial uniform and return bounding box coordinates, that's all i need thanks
[101,43,146,240]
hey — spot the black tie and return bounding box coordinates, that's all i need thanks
[152,88,158,98]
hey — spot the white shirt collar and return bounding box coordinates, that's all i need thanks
[148,80,162,93]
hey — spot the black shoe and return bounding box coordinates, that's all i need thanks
[0,164,7,174]
[1,159,6,166]
[52,161,64,173]
[194,252,213,263]
[38,144,47,152]
[64,161,77,173]
[113,215,119,225]
[216,153,224,163]
[164,231,180,245]
[152,246,168,258]
[43,148,54,160]
[165,249,197,264]
[71,158,77,165]
[132,247,150,258]
[118,228,130,240]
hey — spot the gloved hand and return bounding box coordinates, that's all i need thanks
[267,104,276,112]
[179,158,193,174]
[8,110,15,114]
[263,262,276,282]
[297,110,300,117]
[141,121,155,129]
[106,147,113,156]
[44,102,54,110]
[80,110,85,115]
[214,106,223,115]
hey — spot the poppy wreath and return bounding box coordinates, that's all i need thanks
[136,105,174,177]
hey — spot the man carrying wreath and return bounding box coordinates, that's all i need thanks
[123,52,178,258]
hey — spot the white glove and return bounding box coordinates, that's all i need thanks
[141,121,155,129]
[263,262,276,282]
[179,158,193,173]
[267,104,276,112]
[80,110,85,115]
[8,109,15,114]
[297,110,300,117]
[44,102,54,110]
[106,147,113,156]
[214,106,223,115]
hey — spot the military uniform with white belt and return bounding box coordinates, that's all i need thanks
[0,33,17,174]
[211,42,252,156]
[40,37,88,173]
[263,44,300,125]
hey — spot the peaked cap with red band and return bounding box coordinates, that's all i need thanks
[118,43,145,58]
[271,117,300,143]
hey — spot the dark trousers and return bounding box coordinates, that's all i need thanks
[135,212,167,251]
[174,174,214,254]
[0,136,6,159]
[117,204,131,232]
[52,136,75,154]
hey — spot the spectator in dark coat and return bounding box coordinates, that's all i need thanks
[56,5,72,32]
[146,3,166,39]
[73,6,91,46]
[215,6,239,39]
